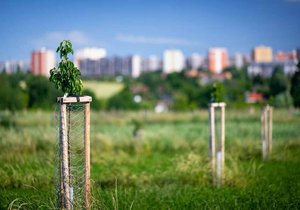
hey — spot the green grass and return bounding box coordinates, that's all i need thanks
[83,81,124,99]
[0,109,300,209]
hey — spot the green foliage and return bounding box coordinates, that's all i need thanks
[137,71,218,109]
[82,89,106,110]
[172,92,191,111]
[27,75,62,109]
[138,71,166,99]
[0,71,63,110]
[0,113,16,128]
[224,67,250,103]
[0,71,28,111]
[131,118,143,137]
[290,62,300,108]
[271,91,293,108]
[49,40,83,95]
[269,66,288,97]
[210,82,225,102]
[108,85,139,110]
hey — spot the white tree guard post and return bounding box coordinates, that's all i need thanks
[261,105,273,160]
[209,102,226,187]
[58,96,92,210]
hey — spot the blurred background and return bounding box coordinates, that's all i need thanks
[0,0,299,110]
[0,0,300,209]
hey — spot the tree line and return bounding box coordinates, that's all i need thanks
[108,62,300,110]
[0,61,299,111]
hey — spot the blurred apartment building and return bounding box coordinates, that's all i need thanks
[297,48,300,61]
[251,45,273,63]
[208,48,228,74]
[141,55,161,72]
[248,46,297,77]
[31,48,55,76]
[163,49,185,73]
[74,47,107,67]
[274,50,297,62]
[228,52,245,69]
[186,53,204,70]
[0,60,29,73]
[78,54,142,78]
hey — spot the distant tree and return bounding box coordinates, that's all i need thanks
[172,92,190,111]
[82,89,104,110]
[224,67,250,103]
[270,66,288,96]
[0,71,28,111]
[108,85,139,110]
[138,71,165,99]
[272,92,293,108]
[27,75,61,109]
[290,62,300,108]
[0,72,12,110]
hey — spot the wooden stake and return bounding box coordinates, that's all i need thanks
[221,105,225,184]
[84,102,91,210]
[209,105,216,185]
[261,108,265,160]
[209,103,226,187]
[265,108,269,159]
[268,107,273,156]
[216,151,222,188]
[59,103,70,210]
[261,105,273,160]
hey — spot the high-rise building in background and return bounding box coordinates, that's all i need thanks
[208,48,228,74]
[131,55,142,78]
[163,49,185,73]
[233,52,244,69]
[0,60,29,73]
[247,61,297,78]
[274,50,297,62]
[31,48,55,76]
[296,48,300,61]
[142,55,161,72]
[78,55,142,77]
[252,45,273,63]
[75,47,107,67]
[187,53,204,70]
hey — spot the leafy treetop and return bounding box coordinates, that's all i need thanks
[211,82,225,103]
[49,40,83,96]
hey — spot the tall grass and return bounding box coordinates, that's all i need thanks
[0,108,300,209]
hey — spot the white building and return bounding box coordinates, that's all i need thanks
[0,60,30,73]
[188,53,204,69]
[163,49,185,73]
[233,52,244,69]
[75,47,107,67]
[131,55,142,78]
[142,55,161,72]
[247,61,297,78]
[45,50,55,75]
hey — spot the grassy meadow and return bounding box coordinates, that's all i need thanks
[0,108,300,209]
[83,81,124,99]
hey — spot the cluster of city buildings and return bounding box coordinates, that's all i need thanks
[1,46,299,78]
[247,46,298,77]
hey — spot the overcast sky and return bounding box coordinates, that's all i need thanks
[0,0,300,60]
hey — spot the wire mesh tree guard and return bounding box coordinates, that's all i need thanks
[209,102,226,187]
[261,105,273,160]
[57,96,92,210]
